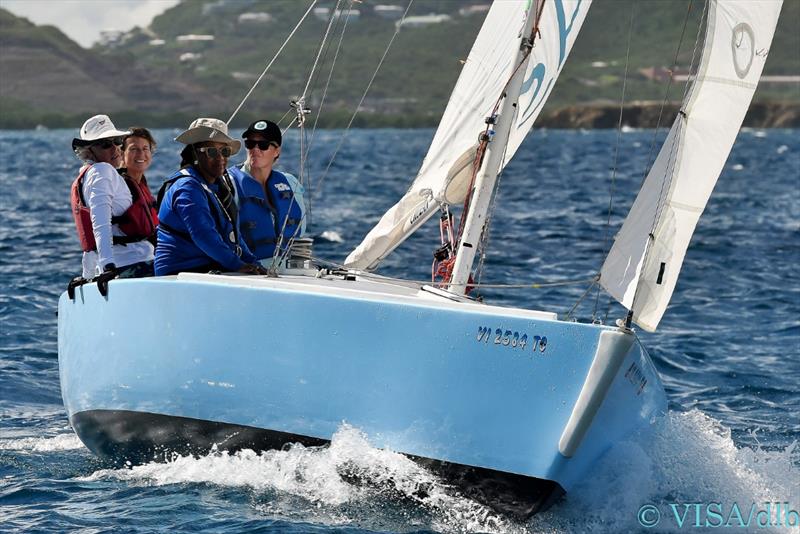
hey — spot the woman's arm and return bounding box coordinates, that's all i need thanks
[172,183,246,271]
[83,163,118,271]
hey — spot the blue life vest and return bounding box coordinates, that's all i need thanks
[228,165,305,260]
[154,167,255,276]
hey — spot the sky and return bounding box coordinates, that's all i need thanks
[1,0,180,48]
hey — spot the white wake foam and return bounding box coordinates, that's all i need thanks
[318,230,344,243]
[83,424,524,533]
[79,412,798,533]
[0,433,84,452]
[534,409,799,533]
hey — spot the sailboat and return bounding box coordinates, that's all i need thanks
[57,0,782,518]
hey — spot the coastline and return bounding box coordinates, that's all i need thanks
[1,102,797,130]
[537,101,800,129]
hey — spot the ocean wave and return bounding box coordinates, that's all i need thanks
[0,433,84,452]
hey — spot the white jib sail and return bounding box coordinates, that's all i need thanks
[600,0,783,332]
[345,0,592,270]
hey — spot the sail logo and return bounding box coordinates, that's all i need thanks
[518,0,585,127]
[732,22,755,79]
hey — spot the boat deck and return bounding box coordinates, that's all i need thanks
[169,270,560,322]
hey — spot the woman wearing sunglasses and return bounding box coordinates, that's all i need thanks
[154,118,265,276]
[227,119,306,262]
[70,114,156,279]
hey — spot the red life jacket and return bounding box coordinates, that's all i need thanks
[70,165,159,252]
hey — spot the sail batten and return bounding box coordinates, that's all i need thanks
[600,0,783,332]
[346,0,592,270]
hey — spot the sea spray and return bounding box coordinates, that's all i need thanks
[82,424,523,533]
[532,409,799,533]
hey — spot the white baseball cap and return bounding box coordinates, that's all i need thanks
[72,114,131,149]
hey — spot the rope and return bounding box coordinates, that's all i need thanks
[226,0,318,125]
[314,0,415,193]
[303,251,595,292]
[443,0,544,285]
[565,277,600,321]
[276,108,294,127]
[681,0,710,105]
[628,0,706,319]
[319,257,598,291]
[299,0,344,102]
[474,131,511,290]
[301,1,352,183]
[300,0,353,220]
[640,0,695,184]
[292,0,346,199]
[593,0,636,324]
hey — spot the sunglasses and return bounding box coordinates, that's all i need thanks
[93,137,124,149]
[197,146,232,159]
[244,139,279,151]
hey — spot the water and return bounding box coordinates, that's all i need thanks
[1,128,798,533]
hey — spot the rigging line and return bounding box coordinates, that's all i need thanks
[645,0,706,244]
[475,133,512,289]
[646,0,705,247]
[564,277,600,322]
[301,0,353,185]
[299,0,345,101]
[314,0,415,193]
[226,0,318,125]
[467,278,597,289]
[640,0,695,182]
[680,0,710,104]
[627,0,698,320]
[595,0,637,324]
[277,108,294,128]
[452,0,544,251]
[452,43,536,261]
[306,254,594,290]
[345,270,598,291]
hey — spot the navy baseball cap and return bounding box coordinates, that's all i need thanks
[242,120,281,146]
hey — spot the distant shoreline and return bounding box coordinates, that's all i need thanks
[1,102,797,130]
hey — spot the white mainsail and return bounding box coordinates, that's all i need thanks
[600,0,783,332]
[345,0,592,270]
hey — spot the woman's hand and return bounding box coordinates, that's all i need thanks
[238,263,269,275]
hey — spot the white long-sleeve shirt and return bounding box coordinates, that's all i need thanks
[80,162,154,278]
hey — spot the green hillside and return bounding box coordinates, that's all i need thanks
[1,0,797,128]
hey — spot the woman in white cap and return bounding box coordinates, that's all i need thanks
[71,114,156,279]
[227,119,306,261]
[154,117,265,276]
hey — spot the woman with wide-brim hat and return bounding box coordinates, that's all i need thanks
[154,117,265,276]
[70,114,156,279]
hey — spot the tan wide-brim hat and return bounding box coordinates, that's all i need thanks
[175,117,241,155]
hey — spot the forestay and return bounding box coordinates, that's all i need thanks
[345,0,591,270]
[600,0,783,332]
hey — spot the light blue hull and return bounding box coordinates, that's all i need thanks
[58,272,666,509]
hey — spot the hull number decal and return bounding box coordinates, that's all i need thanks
[476,326,547,353]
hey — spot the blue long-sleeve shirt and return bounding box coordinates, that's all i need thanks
[154,167,255,276]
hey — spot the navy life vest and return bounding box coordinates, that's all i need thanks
[155,168,238,246]
[71,164,158,252]
[229,166,303,260]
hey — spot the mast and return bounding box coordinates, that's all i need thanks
[448,2,539,295]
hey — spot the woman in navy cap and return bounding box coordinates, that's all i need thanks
[227,119,306,262]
